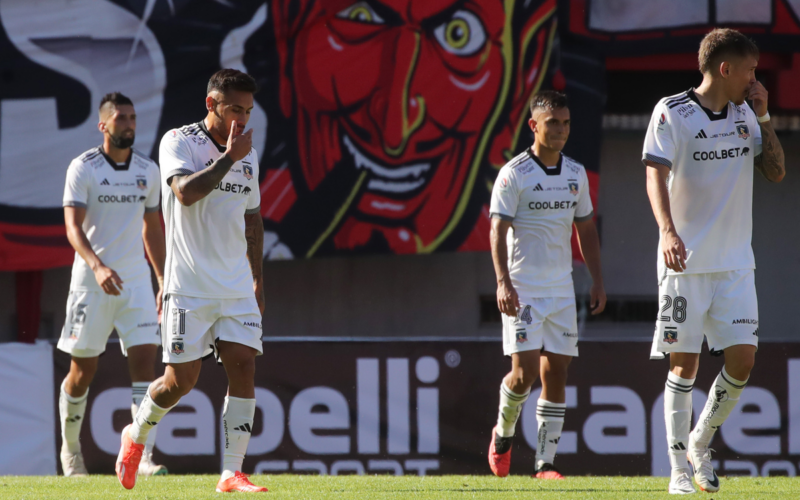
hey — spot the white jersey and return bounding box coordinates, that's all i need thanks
[160,121,261,299]
[62,147,160,291]
[490,149,594,297]
[643,89,762,280]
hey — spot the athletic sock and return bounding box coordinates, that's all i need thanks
[495,382,530,438]
[129,387,173,445]
[59,379,88,454]
[535,399,566,468]
[693,366,748,445]
[132,382,158,455]
[221,396,256,480]
[664,372,695,471]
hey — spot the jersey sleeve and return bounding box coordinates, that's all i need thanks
[159,131,197,187]
[489,167,519,221]
[642,101,676,168]
[63,160,89,208]
[145,165,161,213]
[245,149,261,215]
[574,171,594,222]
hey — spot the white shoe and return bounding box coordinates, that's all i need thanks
[688,434,720,492]
[668,468,696,495]
[60,450,88,477]
[138,452,168,476]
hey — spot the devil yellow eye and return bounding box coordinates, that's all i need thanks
[433,10,485,56]
[445,19,469,50]
[349,6,372,22]
[337,2,384,24]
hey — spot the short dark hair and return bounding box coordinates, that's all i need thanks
[207,68,259,95]
[529,90,568,117]
[99,92,133,111]
[698,29,759,74]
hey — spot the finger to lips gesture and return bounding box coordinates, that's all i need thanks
[748,81,768,116]
[226,121,253,162]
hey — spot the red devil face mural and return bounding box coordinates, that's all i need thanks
[267,0,558,256]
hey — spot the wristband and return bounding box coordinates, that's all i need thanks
[757,112,770,123]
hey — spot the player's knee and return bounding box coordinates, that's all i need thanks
[509,366,537,390]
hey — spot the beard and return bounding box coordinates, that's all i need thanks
[109,132,135,149]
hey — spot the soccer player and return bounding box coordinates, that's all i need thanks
[487,91,606,479]
[644,29,785,495]
[59,92,167,477]
[115,69,267,493]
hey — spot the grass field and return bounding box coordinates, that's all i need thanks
[1,475,799,499]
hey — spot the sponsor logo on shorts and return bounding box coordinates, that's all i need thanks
[516,329,527,343]
[171,341,184,355]
[732,318,758,325]
[137,322,158,328]
[562,332,578,338]
[244,321,262,328]
[663,326,678,344]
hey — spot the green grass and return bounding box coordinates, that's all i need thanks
[0,475,798,499]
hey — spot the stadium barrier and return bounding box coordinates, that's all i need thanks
[5,341,798,476]
[41,341,800,477]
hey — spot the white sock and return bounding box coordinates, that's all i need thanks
[132,382,158,455]
[535,399,566,467]
[665,372,695,471]
[693,366,748,444]
[495,382,530,438]
[221,396,256,480]
[59,380,88,454]
[129,388,173,445]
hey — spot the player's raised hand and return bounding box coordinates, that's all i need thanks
[748,81,769,118]
[497,278,520,317]
[226,120,253,163]
[94,264,123,295]
[590,283,606,315]
[662,228,687,272]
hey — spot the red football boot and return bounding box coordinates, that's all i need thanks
[489,431,513,477]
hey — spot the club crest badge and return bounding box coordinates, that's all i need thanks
[243,165,253,180]
[568,181,579,196]
[658,113,666,125]
[663,326,678,344]
[171,341,185,355]
[516,329,528,343]
[136,178,147,190]
[736,124,750,140]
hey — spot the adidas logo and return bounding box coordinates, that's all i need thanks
[100,178,110,185]
[533,183,544,191]
[549,437,560,444]
[66,415,81,423]
[671,442,686,451]
[695,130,708,139]
[234,423,252,433]
[205,159,214,167]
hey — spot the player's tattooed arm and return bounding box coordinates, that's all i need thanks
[170,155,235,206]
[245,212,265,314]
[749,81,785,183]
[171,122,254,205]
[754,120,785,183]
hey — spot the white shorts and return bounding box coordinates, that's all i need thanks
[57,286,160,358]
[502,296,579,357]
[161,293,263,364]
[650,269,759,359]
